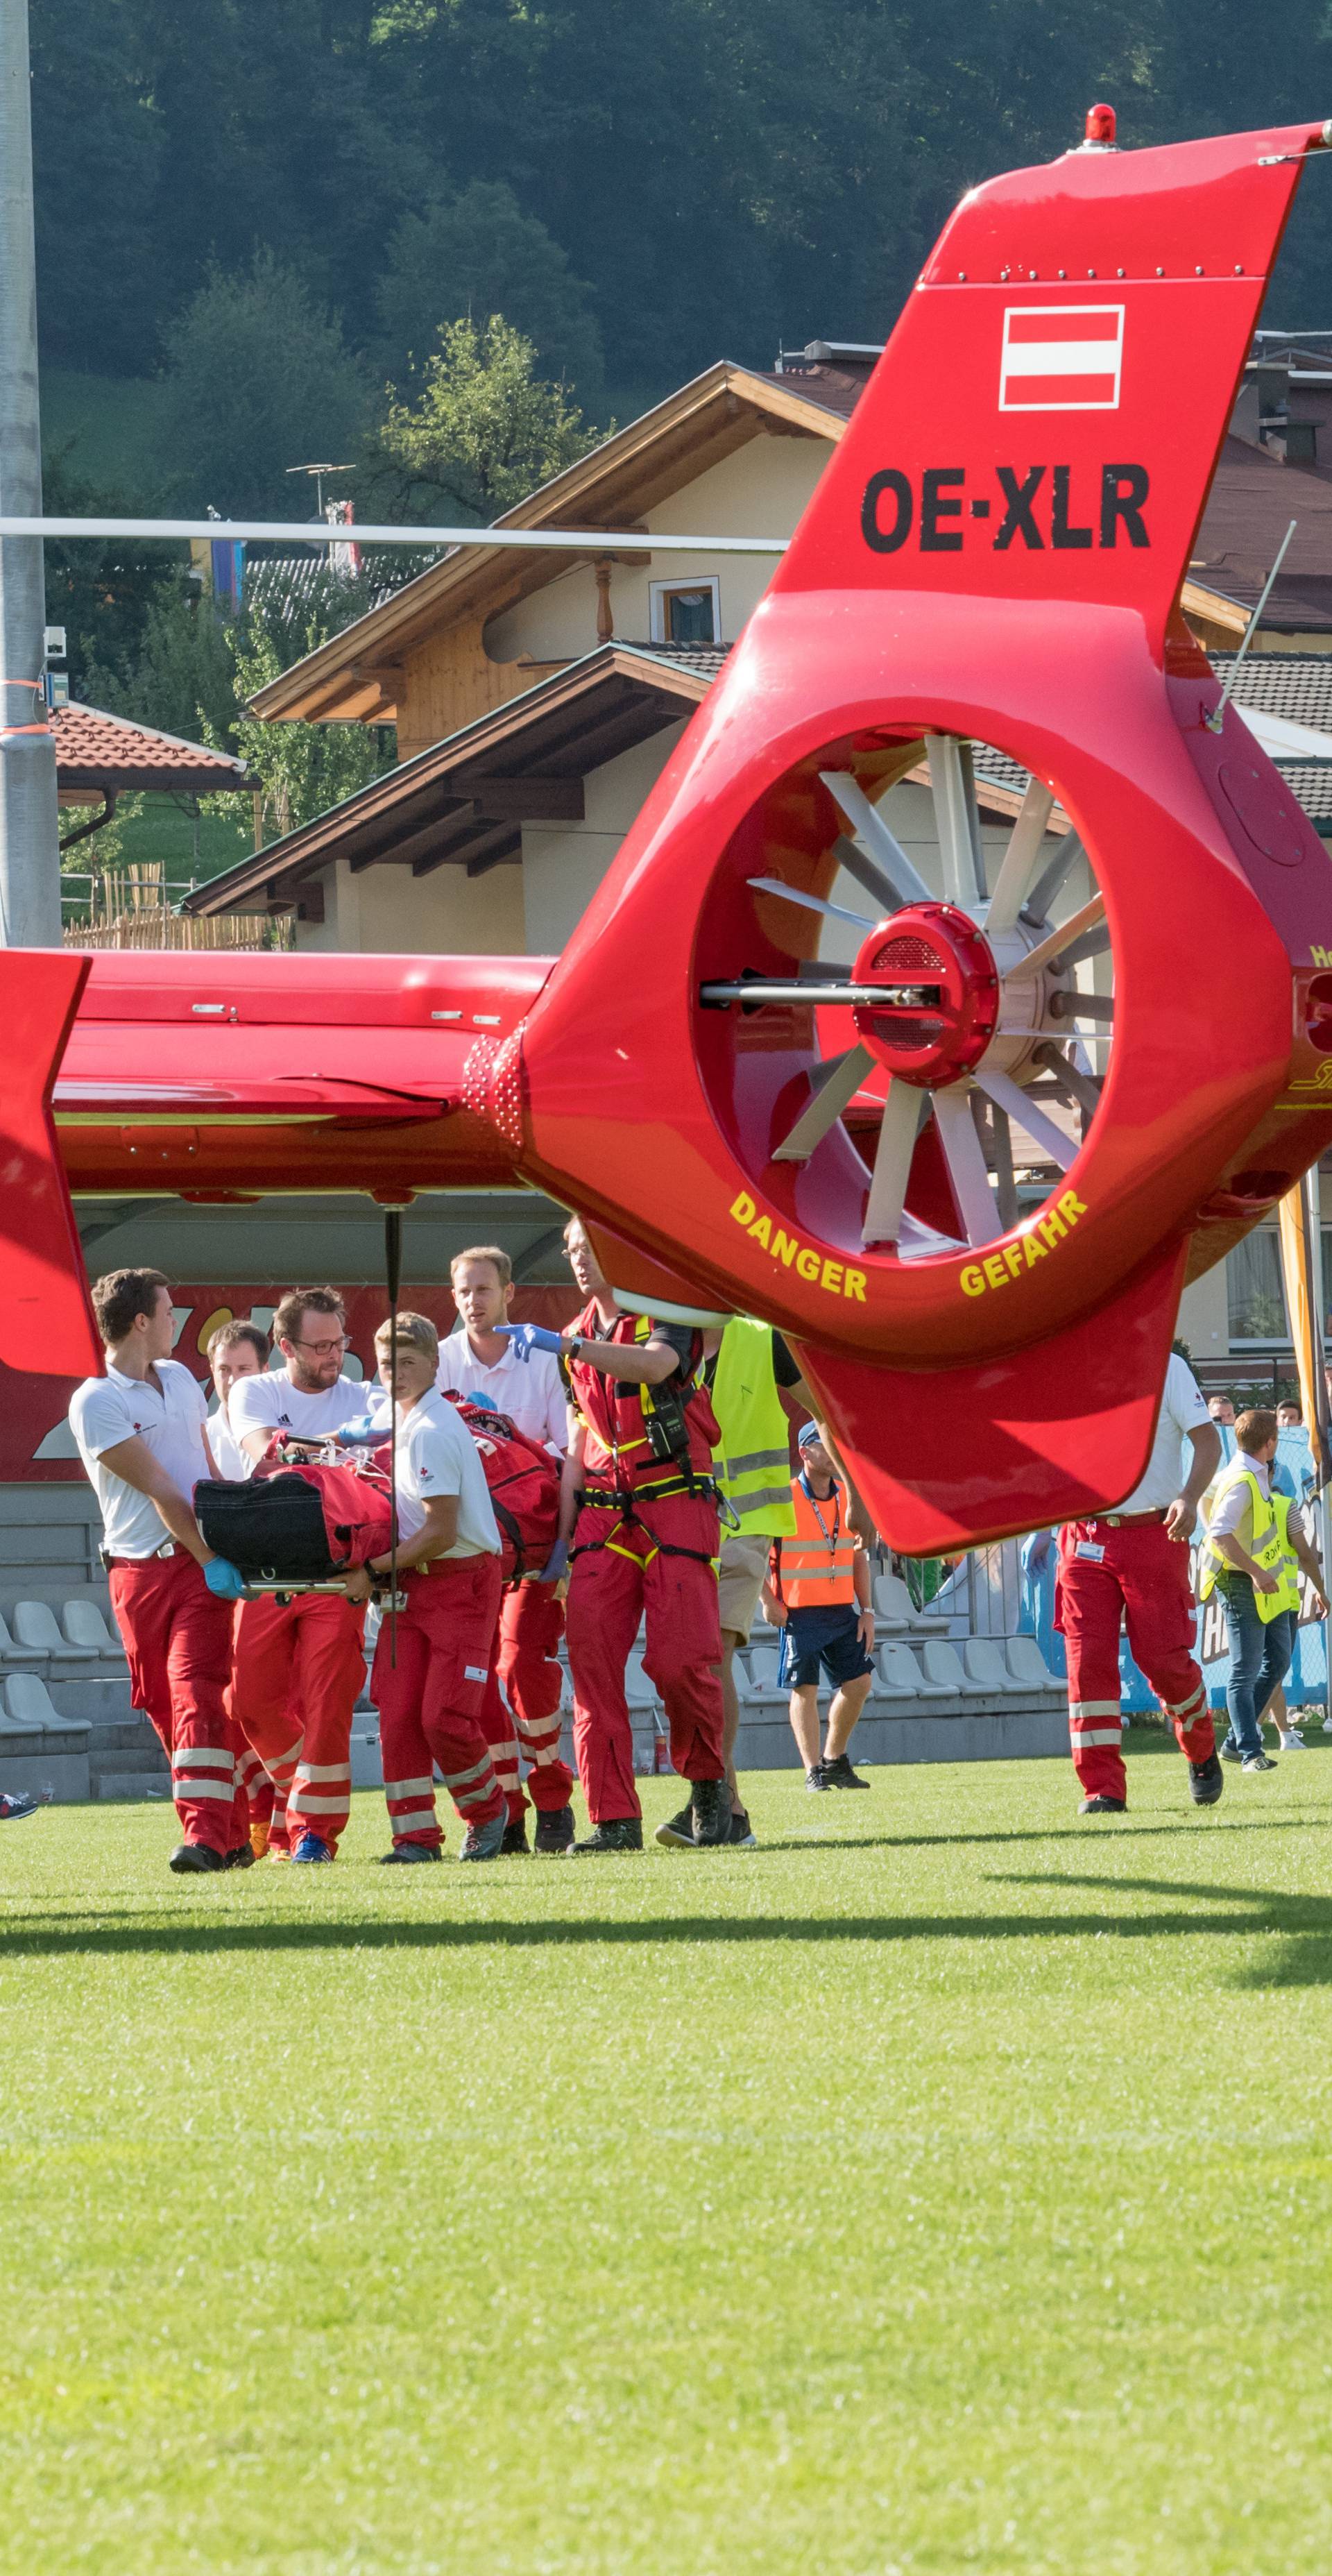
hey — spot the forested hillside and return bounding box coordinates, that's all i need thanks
[35,0,1332,465]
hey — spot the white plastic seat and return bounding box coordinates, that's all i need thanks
[624,1653,659,1710]
[4,1672,85,1735]
[1005,1634,1064,1694]
[962,1638,1025,1696]
[920,1638,981,1697]
[61,1600,126,1659]
[0,1608,46,1665]
[741,1647,787,1704]
[872,1570,950,1632]
[13,1600,99,1661]
[875,1642,919,1698]
[880,1639,955,1699]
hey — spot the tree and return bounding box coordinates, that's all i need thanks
[363,315,606,526]
[220,609,392,845]
[159,251,372,518]
[42,449,179,705]
[376,183,605,413]
[82,580,241,752]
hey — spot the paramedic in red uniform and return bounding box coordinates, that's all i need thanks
[502,1216,729,1853]
[1057,1350,1223,1814]
[441,1243,575,1854]
[343,1311,509,1863]
[69,1268,250,1875]
[205,1318,279,1858]
[228,1289,369,1863]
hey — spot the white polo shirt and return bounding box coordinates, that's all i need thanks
[1114,1353,1211,1514]
[207,1405,253,1482]
[229,1368,366,1455]
[69,1360,212,1559]
[439,1325,567,1450]
[393,1387,501,1559]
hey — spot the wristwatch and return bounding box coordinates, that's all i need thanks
[565,1334,583,1358]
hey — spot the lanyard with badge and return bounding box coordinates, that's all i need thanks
[806,1480,842,1557]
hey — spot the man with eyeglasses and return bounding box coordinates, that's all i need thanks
[228,1288,370,1862]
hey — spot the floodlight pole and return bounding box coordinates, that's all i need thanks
[0,0,58,947]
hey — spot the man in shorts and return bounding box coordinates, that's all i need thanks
[762,1423,876,1790]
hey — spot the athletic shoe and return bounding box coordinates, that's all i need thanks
[291,1833,335,1863]
[1188,1752,1224,1806]
[0,1790,39,1822]
[690,1778,731,1845]
[249,1820,271,1860]
[533,1805,575,1854]
[821,1753,871,1790]
[654,1803,697,1848]
[1220,1742,1243,1763]
[377,1842,443,1863]
[1324,1715,1332,1736]
[224,1842,255,1868]
[805,1765,829,1792]
[266,1845,289,1863]
[570,1818,643,1854]
[1079,1795,1127,1815]
[169,1841,225,1873]
[1242,1752,1278,1772]
[1278,1729,1306,1749]
[501,1819,531,1855]
[728,1807,758,1847]
[459,1811,507,1862]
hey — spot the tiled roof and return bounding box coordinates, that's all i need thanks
[244,552,425,622]
[1190,437,1332,632]
[54,703,253,793]
[1209,653,1332,730]
[616,641,731,682]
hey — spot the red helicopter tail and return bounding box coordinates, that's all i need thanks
[0,951,99,1379]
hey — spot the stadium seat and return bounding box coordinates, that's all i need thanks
[625,1653,660,1710]
[61,1600,126,1659]
[3,1672,87,1735]
[875,1642,921,1698]
[885,1640,958,1700]
[0,1609,46,1666]
[871,1571,950,1633]
[962,1638,1025,1696]
[740,1647,787,1706]
[1005,1635,1065,1696]
[920,1638,983,1699]
[13,1600,99,1661]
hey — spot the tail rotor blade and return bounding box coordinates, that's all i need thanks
[984,777,1056,935]
[1007,892,1106,981]
[925,734,985,910]
[974,1066,1078,1172]
[932,1085,1000,1245]
[818,772,932,907]
[772,1042,877,1163]
[747,874,876,931]
[862,1078,928,1245]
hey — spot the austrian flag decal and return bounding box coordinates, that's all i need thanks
[999,305,1124,411]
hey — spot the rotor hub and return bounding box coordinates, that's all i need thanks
[851,901,1000,1087]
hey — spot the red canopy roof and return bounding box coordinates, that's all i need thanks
[55,702,253,794]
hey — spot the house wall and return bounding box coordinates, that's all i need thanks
[293,852,524,955]
[521,725,688,952]
[483,432,829,675]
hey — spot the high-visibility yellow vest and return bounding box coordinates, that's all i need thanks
[1199,1464,1301,1622]
[710,1318,796,1538]
[771,1475,859,1608]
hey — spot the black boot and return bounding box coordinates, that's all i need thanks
[533,1806,575,1854]
[169,1841,225,1874]
[690,1779,731,1845]
[502,1817,531,1854]
[570,1818,643,1854]
[1188,1752,1224,1806]
[1079,1795,1127,1815]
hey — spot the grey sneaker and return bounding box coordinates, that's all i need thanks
[1242,1752,1278,1773]
[459,1810,508,1861]
[805,1765,828,1792]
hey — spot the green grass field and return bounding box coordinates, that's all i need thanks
[5,1738,1332,2575]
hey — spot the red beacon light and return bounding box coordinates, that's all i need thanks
[1081,102,1118,150]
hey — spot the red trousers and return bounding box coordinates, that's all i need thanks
[373,1552,506,1849]
[1057,1517,1214,1802]
[485,1579,574,1820]
[110,1552,247,1855]
[231,1591,365,1854]
[565,1494,725,1824]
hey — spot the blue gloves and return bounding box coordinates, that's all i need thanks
[204,1557,248,1602]
[334,1416,384,1446]
[497,1323,566,1362]
[1021,1530,1053,1577]
[538,1539,569,1584]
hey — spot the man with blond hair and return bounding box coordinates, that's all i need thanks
[344,1310,509,1861]
[441,1243,574,1852]
[228,1288,369,1863]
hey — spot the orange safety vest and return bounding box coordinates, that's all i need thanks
[769,1474,859,1609]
